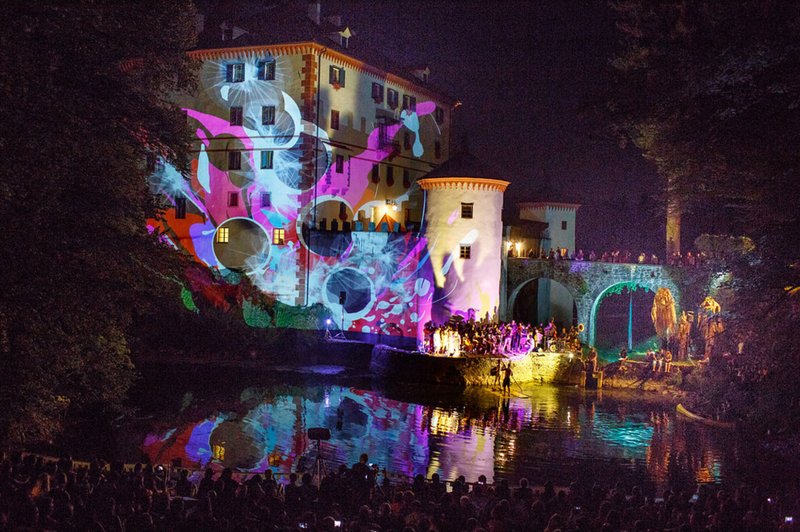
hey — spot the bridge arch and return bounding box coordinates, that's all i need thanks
[504,259,681,348]
[508,276,580,327]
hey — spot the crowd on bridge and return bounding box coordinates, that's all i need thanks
[508,247,710,268]
[422,317,582,357]
[1,451,796,531]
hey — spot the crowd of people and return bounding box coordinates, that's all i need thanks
[422,318,582,357]
[1,451,797,531]
[508,247,709,268]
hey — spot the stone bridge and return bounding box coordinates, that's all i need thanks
[503,258,681,346]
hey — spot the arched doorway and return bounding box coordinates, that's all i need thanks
[511,278,577,329]
[590,283,661,355]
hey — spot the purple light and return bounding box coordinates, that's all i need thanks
[326,319,332,326]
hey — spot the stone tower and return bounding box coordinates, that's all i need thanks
[418,152,509,323]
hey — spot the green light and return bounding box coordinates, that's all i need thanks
[181,286,200,314]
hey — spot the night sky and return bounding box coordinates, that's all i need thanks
[325,0,667,255]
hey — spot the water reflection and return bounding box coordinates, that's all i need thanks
[142,383,728,490]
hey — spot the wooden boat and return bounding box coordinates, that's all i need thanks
[676,403,735,430]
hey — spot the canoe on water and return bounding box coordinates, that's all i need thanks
[676,403,735,430]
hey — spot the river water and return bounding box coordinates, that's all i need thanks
[130,365,751,493]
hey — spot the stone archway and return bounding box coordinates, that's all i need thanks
[508,277,579,328]
[587,280,681,348]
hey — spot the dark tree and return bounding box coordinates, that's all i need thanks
[607,1,800,430]
[0,1,197,445]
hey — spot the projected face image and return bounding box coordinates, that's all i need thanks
[148,55,445,336]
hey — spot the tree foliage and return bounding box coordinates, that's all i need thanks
[0,1,197,446]
[607,1,800,431]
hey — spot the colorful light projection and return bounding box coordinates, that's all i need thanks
[148,55,444,337]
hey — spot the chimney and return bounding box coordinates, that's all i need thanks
[308,1,321,25]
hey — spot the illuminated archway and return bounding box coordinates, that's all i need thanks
[589,282,675,351]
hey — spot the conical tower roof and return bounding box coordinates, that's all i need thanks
[418,151,509,191]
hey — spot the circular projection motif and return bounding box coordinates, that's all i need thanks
[325,268,373,315]
[213,218,270,271]
[299,199,354,257]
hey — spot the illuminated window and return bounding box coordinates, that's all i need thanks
[273,228,285,245]
[461,203,473,219]
[335,154,344,173]
[404,132,411,150]
[229,106,243,126]
[261,192,271,206]
[212,444,225,460]
[257,59,275,80]
[228,151,241,170]
[175,197,186,219]
[435,106,445,124]
[225,63,244,82]
[402,95,417,111]
[330,109,340,130]
[228,192,239,207]
[403,169,411,188]
[460,245,471,260]
[329,65,346,87]
[262,105,275,125]
[217,227,229,243]
[435,141,441,159]
[340,35,349,48]
[561,220,568,230]
[260,150,273,169]
[386,165,394,187]
[387,89,399,109]
[372,82,384,102]
[222,28,233,41]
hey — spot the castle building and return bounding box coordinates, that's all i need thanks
[149,2,467,339]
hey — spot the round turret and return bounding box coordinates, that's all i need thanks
[418,152,509,323]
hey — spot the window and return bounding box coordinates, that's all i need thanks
[561,220,568,230]
[261,192,271,207]
[378,121,390,148]
[175,197,186,219]
[435,106,445,124]
[435,141,441,159]
[404,132,411,150]
[340,35,349,48]
[371,165,380,184]
[402,94,417,111]
[217,227,230,243]
[459,245,471,260]
[229,106,243,126]
[225,63,244,82]
[329,65,346,87]
[371,82,384,102]
[330,109,340,130]
[386,165,394,187]
[262,105,275,125]
[461,203,473,219]
[387,89,399,109]
[228,151,241,170]
[228,192,239,207]
[338,202,347,220]
[403,169,411,188]
[272,228,285,245]
[335,154,344,173]
[257,59,275,80]
[260,150,274,169]
[222,28,233,41]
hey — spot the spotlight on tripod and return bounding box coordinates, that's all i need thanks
[307,427,331,486]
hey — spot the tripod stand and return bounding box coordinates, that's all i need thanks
[310,438,327,486]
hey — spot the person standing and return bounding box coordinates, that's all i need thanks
[502,363,513,394]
